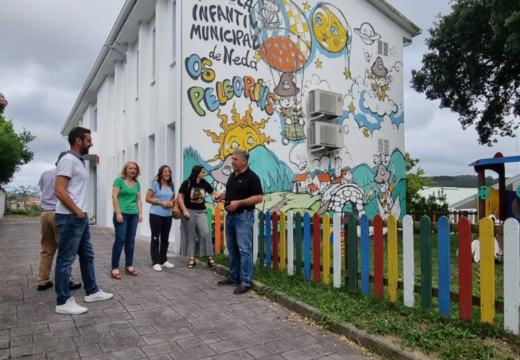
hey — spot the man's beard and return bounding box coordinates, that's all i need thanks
[80,145,90,156]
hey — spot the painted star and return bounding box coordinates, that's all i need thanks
[303,1,311,11]
[344,68,351,79]
[315,58,322,68]
[253,51,261,62]
[348,102,356,113]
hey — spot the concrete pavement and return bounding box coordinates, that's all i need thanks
[0,217,375,360]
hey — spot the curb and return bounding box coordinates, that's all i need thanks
[203,261,429,360]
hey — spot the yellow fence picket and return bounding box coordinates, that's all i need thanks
[388,215,398,303]
[480,217,495,326]
[323,213,331,285]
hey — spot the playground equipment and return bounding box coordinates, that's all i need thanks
[469,152,520,222]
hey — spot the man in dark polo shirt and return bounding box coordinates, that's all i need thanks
[213,149,263,294]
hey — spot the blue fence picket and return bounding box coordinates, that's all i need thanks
[438,216,451,317]
[304,212,311,281]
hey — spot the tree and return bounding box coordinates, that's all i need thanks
[411,0,520,146]
[405,153,435,213]
[6,185,41,209]
[413,189,450,216]
[0,93,35,185]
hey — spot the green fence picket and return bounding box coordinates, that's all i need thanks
[420,215,432,310]
[348,213,358,293]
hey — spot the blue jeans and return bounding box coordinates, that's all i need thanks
[112,213,139,269]
[226,212,254,287]
[54,214,99,305]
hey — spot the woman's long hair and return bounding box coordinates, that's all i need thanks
[187,165,204,186]
[152,165,174,191]
[119,161,140,181]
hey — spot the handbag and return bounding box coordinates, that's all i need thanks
[172,180,189,220]
[172,198,181,219]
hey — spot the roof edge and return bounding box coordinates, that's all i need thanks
[61,0,138,135]
[367,0,422,37]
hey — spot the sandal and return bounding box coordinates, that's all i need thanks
[208,258,217,268]
[125,267,138,276]
[187,259,196,269]
[111,269,122,280]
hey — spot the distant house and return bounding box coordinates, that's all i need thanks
[421,187,478,210]
[293,173,311,194]
[26,198,41,208]
[7,198,41,209]
[331,175,343,185]
[342,169,353,183]
[313,173,332,193]
[308,184,320,196]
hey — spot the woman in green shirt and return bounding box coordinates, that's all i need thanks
[111,162,143,279]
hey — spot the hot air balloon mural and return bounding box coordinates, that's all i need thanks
[251,0,312,144]
[310,2,352,79]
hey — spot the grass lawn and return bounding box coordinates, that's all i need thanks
[209,229,518,359]
[5,208,41,217]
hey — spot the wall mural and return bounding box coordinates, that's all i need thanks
[182,0,407,220]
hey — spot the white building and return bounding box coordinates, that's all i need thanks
[62,0,420,252]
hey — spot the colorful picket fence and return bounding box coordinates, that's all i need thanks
[207,209,520,335]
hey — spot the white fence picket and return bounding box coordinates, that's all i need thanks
[504,218,520,334]
[403,215,415,307]
[333,213,341,288]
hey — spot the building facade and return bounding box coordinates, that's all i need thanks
[62,0,420,253]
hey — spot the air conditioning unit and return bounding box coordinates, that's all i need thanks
[309,122,344,152]
[308,89,344,121]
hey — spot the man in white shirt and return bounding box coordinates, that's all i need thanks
[37,151,81,292]
[54,127,113,315]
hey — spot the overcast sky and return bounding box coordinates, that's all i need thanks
[1,0,519,189]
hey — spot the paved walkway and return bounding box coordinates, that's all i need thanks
[0,217,374,360]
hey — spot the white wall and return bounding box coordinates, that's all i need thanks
[68,0,418,252]
[87,0,181,251]
[0,188,5,219]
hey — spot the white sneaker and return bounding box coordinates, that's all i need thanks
[84,290,113,303]
[161,261,174,268]
[55,297,88,315]
[153,264,163,272]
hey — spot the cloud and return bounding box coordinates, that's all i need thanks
[341,112,404,167]
[0,0,125,186]
[302,74,331,96]
[362,89,398,117]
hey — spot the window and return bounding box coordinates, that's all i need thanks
[377,40,389,57]
[152,28,156,80]
[122,150,126,166]
[172,0,177,61]
[134,143,139,163]
[378,138,390,158]
[167,122,175,178]
[136,49,140,98]
[112,156,116,179]
[148,134,156,182]
[93,108,98,131]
